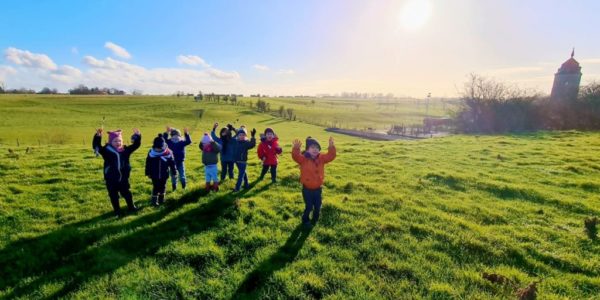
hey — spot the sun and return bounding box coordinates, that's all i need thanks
[399,0,433,31]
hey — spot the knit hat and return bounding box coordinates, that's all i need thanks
[108,130,122,143]
[153,134,166,149]
[305,136,321,151]
[170,128,181,137]
[201,133,212,145]
[237,128,248,136]
[264,127,275,135]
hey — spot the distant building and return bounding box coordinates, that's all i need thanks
[550,49,582,101]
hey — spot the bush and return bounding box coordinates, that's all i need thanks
[453,75,600,133]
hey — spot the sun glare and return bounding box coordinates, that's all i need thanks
[399,0,432,31]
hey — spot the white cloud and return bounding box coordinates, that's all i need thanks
[206,68,240,80]
[4,47,57,70]
[253,64,270,71]
[177,55,210,67]
[81,56,241,93]
[49,65,82,83]
[277,69,295,75]
[2,47,245,94]
[54,65,82,77]
[104,42,131,59]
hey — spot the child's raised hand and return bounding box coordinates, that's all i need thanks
[329,136,334,147]
[251,128,257,137]
[133,128,141,135]
[293,139,302,149]
[166,126,171,132]
[184,127,189,134]
[213,122,218,129]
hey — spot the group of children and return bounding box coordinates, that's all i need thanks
[93,124,336,228]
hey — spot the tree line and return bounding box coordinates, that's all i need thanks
[0,82,127,95]
[452,74,600,133]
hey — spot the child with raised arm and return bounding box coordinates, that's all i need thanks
[231,126,257,192]
[163,127,192,191]
[257,127,282,183]
[200,133,222,191]
[211,122,235,181]
[92,128,142,217]
[145,134,177,206]
[291,136,336,228]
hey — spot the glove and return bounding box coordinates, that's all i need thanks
[251,128,256,137]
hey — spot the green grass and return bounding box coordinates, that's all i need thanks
[0,95,599,299]
[239,96,454,130]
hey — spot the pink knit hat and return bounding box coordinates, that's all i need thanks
[108,130,122,143]
[201,133,212,145]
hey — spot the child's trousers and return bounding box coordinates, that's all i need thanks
[235,162,249,190]
[260,165,277,182]
[106,180,135,213]
[302,186,322,224]
[221,161,234,180]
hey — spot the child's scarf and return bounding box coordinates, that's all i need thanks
[202,143,213,153]
[149,148,173,161]
[107,144,125,153]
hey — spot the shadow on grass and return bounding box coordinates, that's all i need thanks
[232,224,313,299]
[0,180,265,299]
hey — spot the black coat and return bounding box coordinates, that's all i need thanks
[92,133,141,184]
[145,151,177,180]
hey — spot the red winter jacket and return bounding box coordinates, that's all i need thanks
[257,137,282,166]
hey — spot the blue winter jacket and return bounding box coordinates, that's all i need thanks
[162,132,192,163]
[211,130,235,162]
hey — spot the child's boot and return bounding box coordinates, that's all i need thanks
[205,182,211,192]
[151,194,159,206]
[158,193,165,205]
[181,181,186,190]
[213,182,219,192]
[172,183,177,191]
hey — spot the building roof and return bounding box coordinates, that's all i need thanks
[557,49,581,74]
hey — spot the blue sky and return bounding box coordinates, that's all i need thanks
[1,0,599,97]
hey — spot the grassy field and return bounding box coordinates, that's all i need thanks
[239,96,454,131]
[0,94,599,299]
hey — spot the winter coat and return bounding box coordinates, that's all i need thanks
[93,133,141,184]
[231,137,256,162]
[200,141,222,165]
[257,137,282,166]
[291,145,336,189]
[145,149,177,180]
[211,130,235,162]
[162,132,192,162]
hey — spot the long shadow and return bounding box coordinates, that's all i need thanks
[0,185,226,298]
[0,187,213,293]
[232,224,313,299]
[11,179,276,299]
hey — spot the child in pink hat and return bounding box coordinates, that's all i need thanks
[92,128,142,217]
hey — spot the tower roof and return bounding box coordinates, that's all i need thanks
[557,49,581,74]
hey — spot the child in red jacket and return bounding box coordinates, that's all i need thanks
[257,127,282,183]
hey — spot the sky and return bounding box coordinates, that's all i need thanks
[1,0,599,97]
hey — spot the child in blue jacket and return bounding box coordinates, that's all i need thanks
[211,122,236,181]
[230,125,256,192]
[163,127,192,190]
